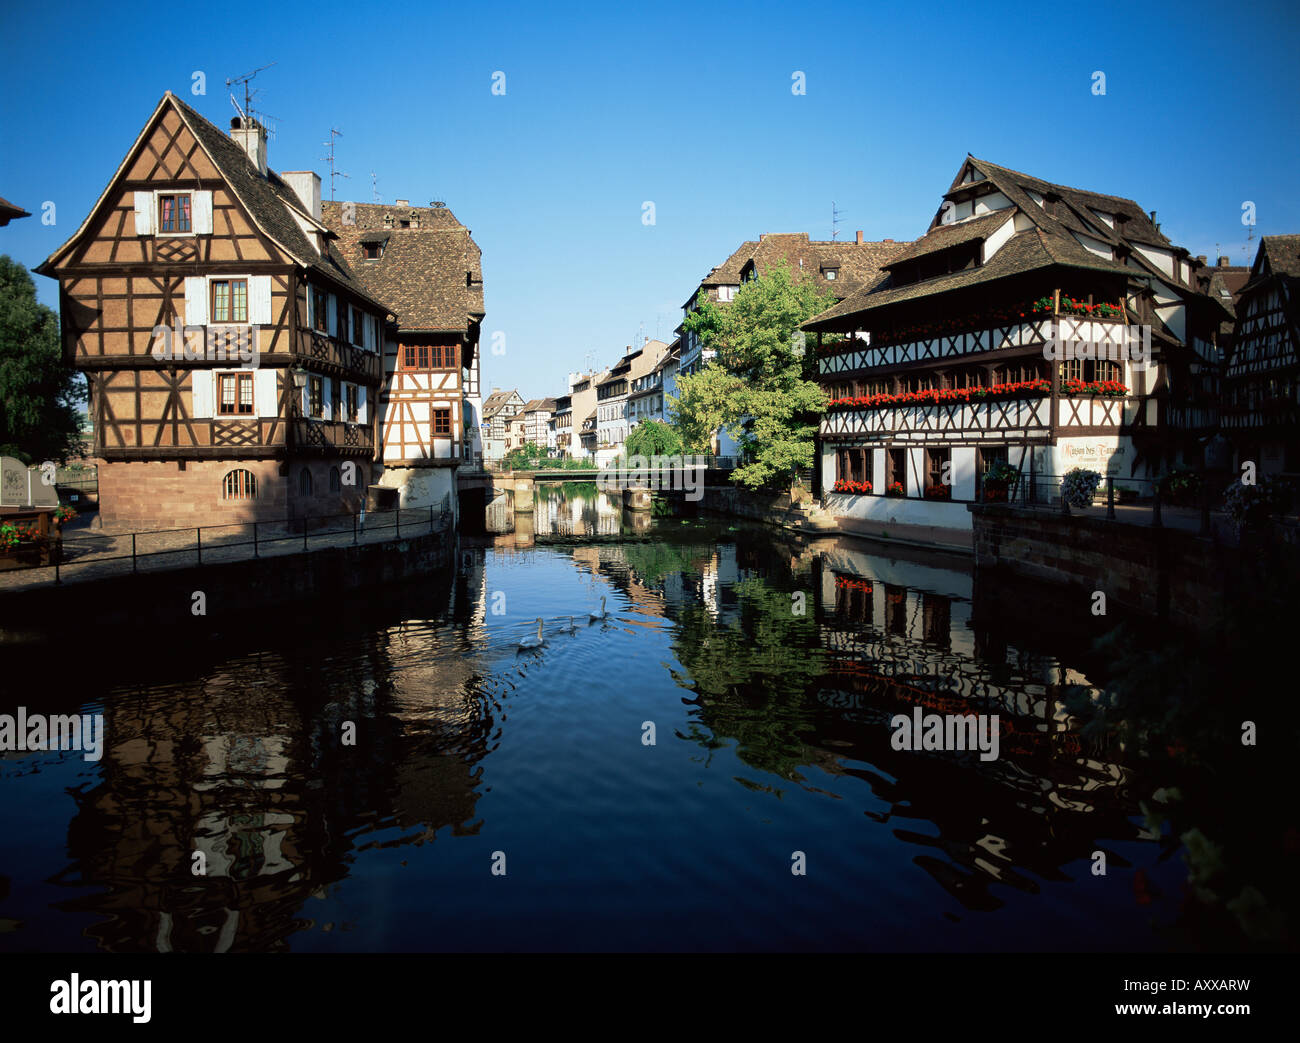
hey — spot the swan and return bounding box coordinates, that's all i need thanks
[517,617,545,650]
[589,596,608,621]
[557,616,578,633]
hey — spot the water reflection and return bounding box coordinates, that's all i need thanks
[0,522,1214,951]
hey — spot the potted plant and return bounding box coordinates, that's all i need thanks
[982,461,1018,502]
[1061,467,1103,507]
[1159,468,1203,507]
[885,481,905,498]
[925,484,951,500]
[1221,475,1293,535]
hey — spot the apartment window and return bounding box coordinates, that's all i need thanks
[158,193,192,233]
[926,447,951,492]
[403,345,432,369]
[433,408,452,435]
[211,279,248,324]
[1096,360,1121,383]
[308,375,323,418]
[351,307,364,345]
[218,372,254,415]
[824,267,838,281]
[313,289,328,332]
[330,466,341,492]
[222,468,256,501]
[1061,358,1084,382]
[345,384,359,422]
[431,344,457,368]
[362,243,381,259]
[300,468,313,496]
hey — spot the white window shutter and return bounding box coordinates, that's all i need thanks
[192,191,213,235]
[249,276,272,325]
[191,370,214,419]
[326,295,337,337]
[134,191,154,235]
[255,370,279,417]
[302,382,310,416]
[184,276,208,326]
[322,378,333,420]
[306,286,315,330]
[358,386,368,424]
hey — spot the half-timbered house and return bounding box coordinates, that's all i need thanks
[322,199,485,510]
[36,92,388,530]
[1222,235,1300,475]
[803,155,1232,531]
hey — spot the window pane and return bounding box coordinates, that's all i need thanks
[213,281,229,323]
[178,195,191,232]
[232,281,247,323]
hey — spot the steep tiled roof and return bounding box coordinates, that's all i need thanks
[322,200,484,332]
[167,96,383,308]
[1260,235,1300,280]
[805,155,1212,332]
[695,233,908,304]
[482,389,522,419]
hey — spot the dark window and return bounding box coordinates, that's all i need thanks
[329,467,341,492]
[218,372,254,415]
[887,448,907,493]
[926,447,950,492]
[351,307,364,345]
[299,468,313,496]
[222,468,256,501]
[345,384,359,422]
[433,408,452,435]
[308,376,323,418]
[158,193,192,233]
[363,243,381,259]
[313,290,328,333]
[211,279,248,323]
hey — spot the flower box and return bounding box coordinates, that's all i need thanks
[924,484,951,500]
[832,479,872,495]
[885,482,905,498]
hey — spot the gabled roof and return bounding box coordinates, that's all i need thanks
[1259,234,1300,280]
[520,398,555,414]
[693,232,908,305]
[323,200,483,332]
[805,155,1215,332]
[482,389,523,419]
[37,93,385,311]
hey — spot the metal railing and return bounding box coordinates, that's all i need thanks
[992,472,1217,533]
[2,502,454,587]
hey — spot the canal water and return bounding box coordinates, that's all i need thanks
[0,487,1217,951]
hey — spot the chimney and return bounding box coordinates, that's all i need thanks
[855,230,864,244]
[230,117,268,177]
[281,171,322,222]
[1218,256,1230,267]
[395,198,410,207]
[1196,254,1207,265]
[883,238,894,243]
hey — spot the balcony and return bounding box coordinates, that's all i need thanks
[306,331,381,381]
[821,393,1139,440]
[293,418,375,453]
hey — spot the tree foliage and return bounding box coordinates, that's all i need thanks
[624,418,684,459]
[0,255,85,463]
[669,260,835,488]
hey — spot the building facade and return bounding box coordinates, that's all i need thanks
[804,155,1231,531]
[37,93,388,529]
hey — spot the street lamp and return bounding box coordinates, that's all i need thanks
[291,363,309,419]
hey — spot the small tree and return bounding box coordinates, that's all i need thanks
[674,260,835,488]
[503,441,548,470]
[0,256,85,462]
[625,419,684,459]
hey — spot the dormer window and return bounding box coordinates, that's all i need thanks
[363,243,382,260]
[383,214,393,228]
[823,266,839,281]
[399,219,411,229]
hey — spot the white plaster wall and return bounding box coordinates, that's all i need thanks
[377,466,457,518]
[952,447,976,501]
[825,492,973,531]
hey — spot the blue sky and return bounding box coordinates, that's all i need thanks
[3,0,1298,401]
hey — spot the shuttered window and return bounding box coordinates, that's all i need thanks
[158,193,192,233]
[313,289,328,333]
[218,373,254,415]
[211,279,248,323]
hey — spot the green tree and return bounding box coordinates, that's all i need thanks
[672,260,835,488]
[503,441,548,469]
[624,418,684,459]
[0,256,85,463]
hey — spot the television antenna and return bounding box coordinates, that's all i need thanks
[321,128,349,200]
[225,62,279,139]
[831,201,844,241]
[370,171,381,204]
